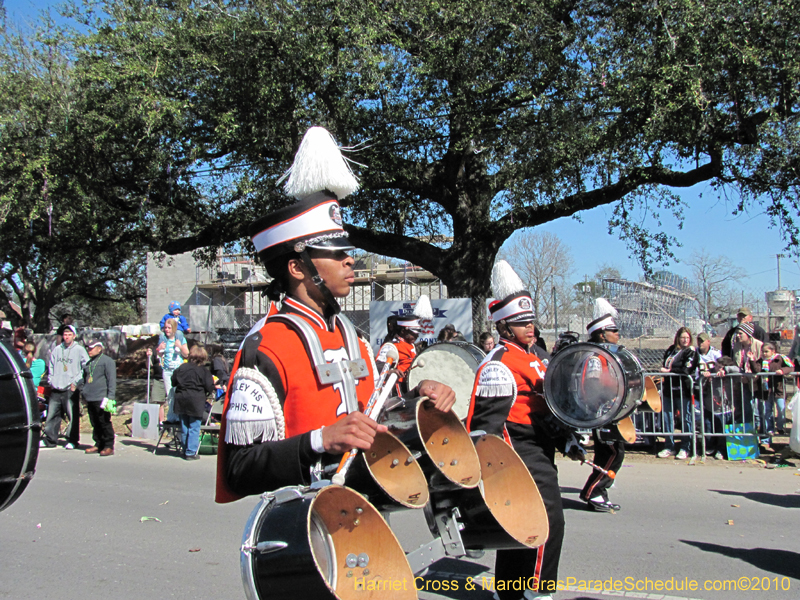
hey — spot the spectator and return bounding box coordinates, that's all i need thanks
[693,333,724,459]
[172,344,214,460]
[159,301,191,334]
[209,347,231,394]
[721,307,767,357]
[42,325,89,449]
[789,323,800,374]
[756,342,793,442]
[22,342,46,387]
[437,323,456,343]
[479,331,495,353]
[730,322,762,429]
[156,318,189,423]
[80,340,117,456]
[658,327,694,459]
[533,325,548,352]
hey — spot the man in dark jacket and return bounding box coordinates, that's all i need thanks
[721,307,767,357]
[81,340,117,456]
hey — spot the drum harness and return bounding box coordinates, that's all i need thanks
[253,312,370,486]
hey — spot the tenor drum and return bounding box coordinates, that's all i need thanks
[543,343,645,429]
[342,431,429,511]
[406,342,484,420]
[378,398,481,492]
[241,484,416,600]
[0,341,40,512]
[428,434,549,550]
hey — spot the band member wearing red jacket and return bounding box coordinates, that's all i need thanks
[216,127,454,502]
[466,260,582,600]
[579,313,625,512]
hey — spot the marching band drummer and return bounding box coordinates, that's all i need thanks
[375,295,433,386]
[216,127,455,502]
[466,260,584,600]
[578,305,625,513]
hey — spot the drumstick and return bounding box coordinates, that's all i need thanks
[332,346,400,486]
[583,458,616,479]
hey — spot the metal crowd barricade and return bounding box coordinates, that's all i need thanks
[627,370,799,461]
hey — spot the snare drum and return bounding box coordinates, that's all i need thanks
[241,484,416,600]
[406,342,484,420]
[543,343,645,429]
[0,341,40,512]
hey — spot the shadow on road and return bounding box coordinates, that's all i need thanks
[681,540,800,580]
[710,489,800,508]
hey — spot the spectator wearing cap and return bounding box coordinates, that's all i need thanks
[721,307,767,357]
[42,325,89,449]
[80,340,117,456]
[159,301,191,334]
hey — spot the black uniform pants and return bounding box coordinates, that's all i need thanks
[86,401,115,450]
[580,430,624,502]
[495,422,565,599]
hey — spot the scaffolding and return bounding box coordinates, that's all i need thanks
[191,252,447,355]
[602,277,699,338]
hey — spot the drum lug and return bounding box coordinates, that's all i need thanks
[269,487,305,505]
[241,541,289,555]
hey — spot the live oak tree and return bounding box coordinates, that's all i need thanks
[5,0,800,333]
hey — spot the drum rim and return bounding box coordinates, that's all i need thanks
[0,342,37,512]
[544,342,635,429]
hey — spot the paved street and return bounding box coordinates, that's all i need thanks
[2,435,798,600]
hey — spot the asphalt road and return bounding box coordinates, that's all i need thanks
[2,435,799,600]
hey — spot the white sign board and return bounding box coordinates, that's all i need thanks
[370,299,473,353]
[131,403,160,440]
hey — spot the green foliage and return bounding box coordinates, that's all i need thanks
[1,0,798,335]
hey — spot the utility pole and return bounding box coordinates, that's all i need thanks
[777,253,785,289]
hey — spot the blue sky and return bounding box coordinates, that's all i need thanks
[6,0,799,295]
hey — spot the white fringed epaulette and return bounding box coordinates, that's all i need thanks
[475,361,517,400]
[224,367,286,445]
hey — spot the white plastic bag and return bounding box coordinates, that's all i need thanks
[789,390,800,453]
[787,389,798,422]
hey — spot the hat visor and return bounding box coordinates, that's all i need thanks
[504,312,537,324]
[305,236,355,251]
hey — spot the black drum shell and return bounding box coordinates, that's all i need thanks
[377,397,481,492]
[0,342,40,512]
[543,342,644,429]
[241,485,416,600]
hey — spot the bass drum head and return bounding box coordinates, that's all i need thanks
[407,342,484,420]
[0,342,40,512]
[543,343,632,429]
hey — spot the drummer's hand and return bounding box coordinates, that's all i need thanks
[322,413,388,454]
[416,380,457,413]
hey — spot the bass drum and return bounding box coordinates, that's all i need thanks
[406,342,484,420]
[0,341,40,512]
[543,343,645,429]
[241,484,416,600]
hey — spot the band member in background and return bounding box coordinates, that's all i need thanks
[216,127,454,502]
[579,307,625,512]
[466,260,583,600]
[376,294,433,379]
